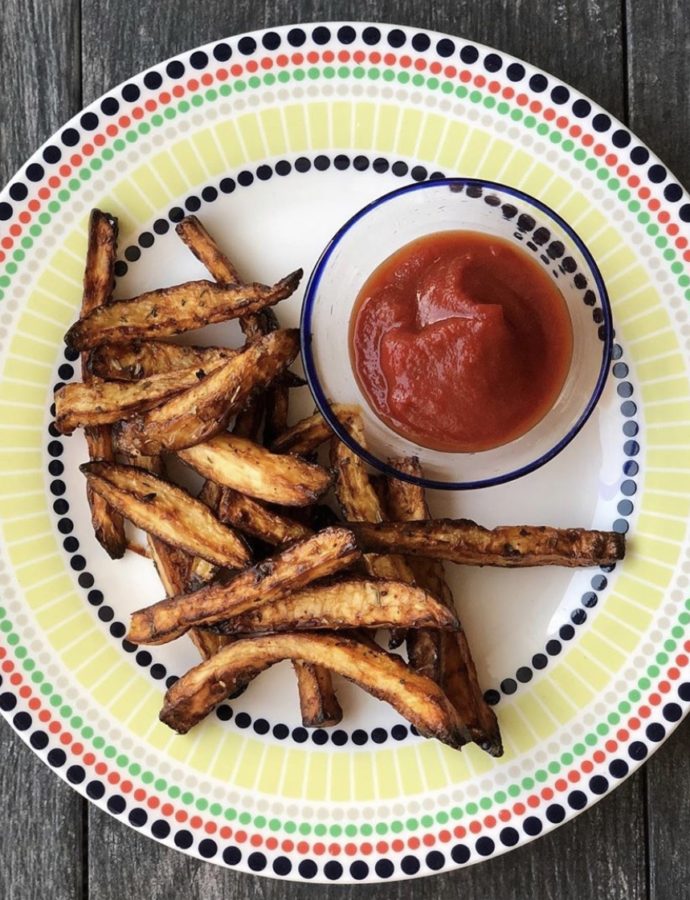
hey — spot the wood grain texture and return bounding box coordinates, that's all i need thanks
[0,2,85,900]
[1,0,687,897]
[627,0,690,187]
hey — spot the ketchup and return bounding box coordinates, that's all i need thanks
[349,231,573,452]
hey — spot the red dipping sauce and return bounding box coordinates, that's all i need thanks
[350,231,573,452]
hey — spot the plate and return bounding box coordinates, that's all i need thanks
[1,22,689,885]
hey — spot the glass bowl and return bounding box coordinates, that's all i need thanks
[300,178,612,490]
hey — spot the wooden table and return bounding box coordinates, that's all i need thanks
[1,2,688,897]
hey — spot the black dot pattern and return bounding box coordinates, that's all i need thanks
[1,25,681,882]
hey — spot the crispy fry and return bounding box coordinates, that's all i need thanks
[348,519,626,567]
[159,632,470,747]
[384,458,443,680]
[178,432,331,507]
[331,414,384,524]
[331,412,416,650]
[114,329,300,455]
[65,269,302,350]
[55,364,224,434]
[175,215,279,341]
[271,404,359,455]
[127,526,361,645]
[148,537,192,597]
[213,578,458,634]
[81,461,250,568]
[80,210,126,559]
[176,215,242,284]
[185,480,224,591]
[217,488,313,546]
[88,341,240,381]
[293,662,342,727]
[386,456,502,756]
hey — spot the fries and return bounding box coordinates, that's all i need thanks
[127,527,360,645]
[293,663,342,726]
[176,214,242,285]
[65,269,302,350]
[386,456,502,756]
[79,210,127,559]
[270,404,359,455]
[55,364,224,433]
[81,462,250,568]
[212,578,458,634]
[331,411,416,650]
[349,519,626,568]
[178,432,332,507]
[88,341,239,381]
[58,209,632,753]
[114,329,300,455]
[159,632,470,746]
[217,488,313,545]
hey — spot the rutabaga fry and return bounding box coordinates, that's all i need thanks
[386,456,502,757]
[127,526,361,645]
[348,519,627,568]
[270,404,359,455]
[213,578,459,634]
[113,329,300,455]
[178,431,332,507]
[159,632,470,748]
[217,488,313,546]
[88,341,240,381]
[293,662,342,727]
[65,269,302,350]
[80,209,126,559]
[55,364,224,433]
[331,411,417,650]
[81,461,250,569]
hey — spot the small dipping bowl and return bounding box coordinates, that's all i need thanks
[300,178,613,490]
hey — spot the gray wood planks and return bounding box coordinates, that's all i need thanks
[0,3,84,896]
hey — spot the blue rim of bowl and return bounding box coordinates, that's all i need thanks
[300,176,613,491]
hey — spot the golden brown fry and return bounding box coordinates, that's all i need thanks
[80,210,126,559]
[174,215,281,341]
[217,488,313,546]
[384,457,443,679]
[81,209,118,318]
[185,480,223,591]
[293,662,342,727]
[213,578,459,634]
[148,537,192,597]
[386,456,502,756]
[127,526,361,645]
[331,412,416,650]
[271,404,359,455]
[81,461,250,568]
[176,215,242,284]
[88,341,240,381]
[84,426,126,559]
[65,270,302,350]
[331,414,384,523]
[114,329,300,455]
[55,364,224,434]
[178,432,331,507]
[159,632,470,748]
[349,519,626,567]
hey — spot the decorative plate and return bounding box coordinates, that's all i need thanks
[1,22,689,885]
